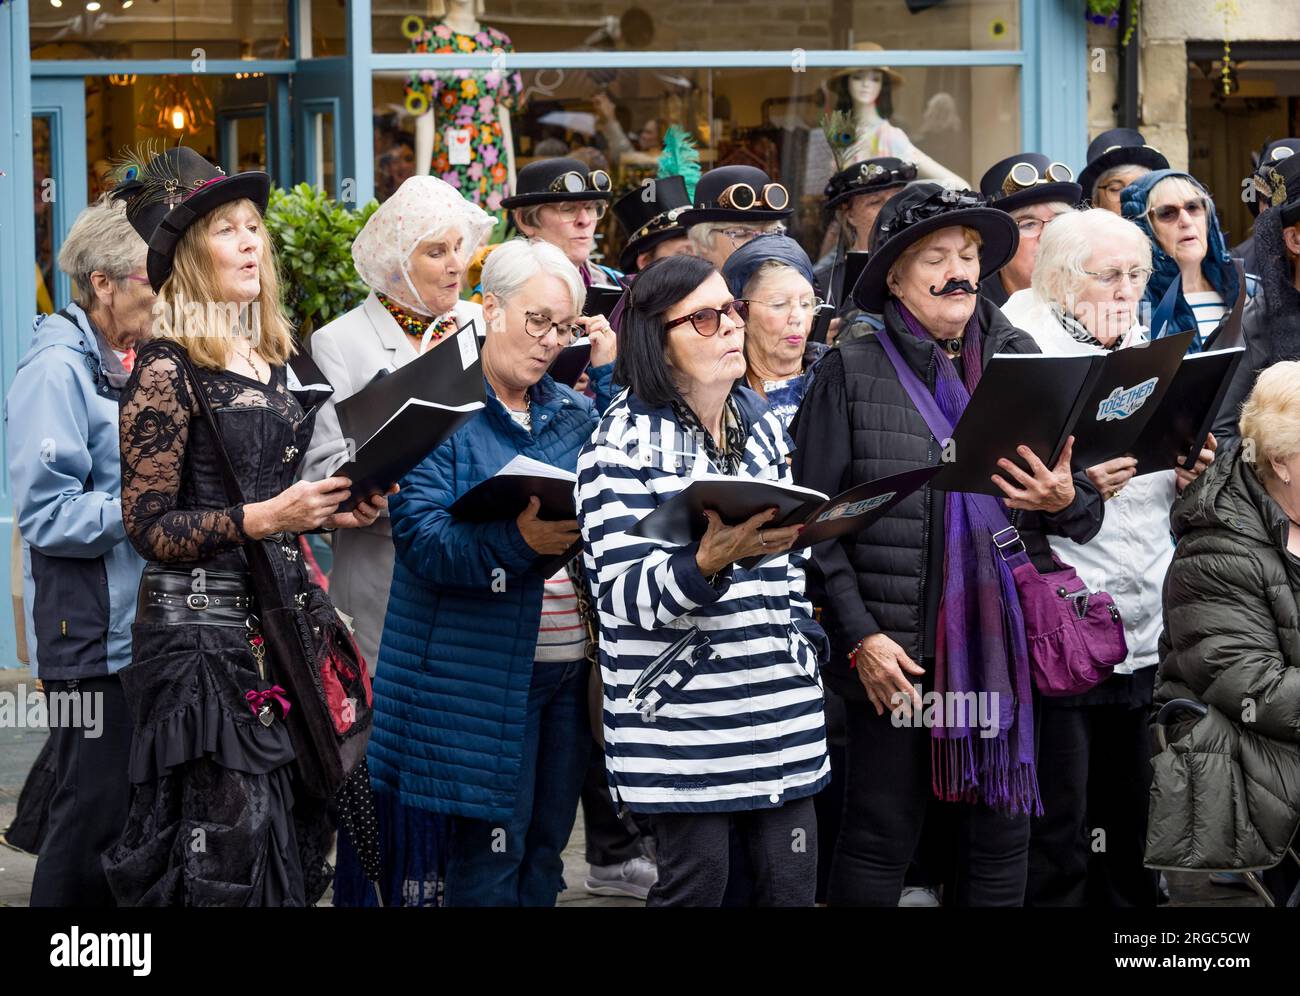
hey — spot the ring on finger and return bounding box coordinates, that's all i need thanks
[759,530,770,547]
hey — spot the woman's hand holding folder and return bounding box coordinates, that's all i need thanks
[695,506,802,576]
[516,495,580,556]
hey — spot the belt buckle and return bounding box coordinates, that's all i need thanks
[186,593,210,610]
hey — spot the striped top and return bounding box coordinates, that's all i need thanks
[1184,289,1226,341]
[576,387,830,814]
[536,570,587,662]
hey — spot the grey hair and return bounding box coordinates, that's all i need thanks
[687,219,786,253]
[512,204,547,232]
[1091,164,1151,204]
[1031,208,1152,308]
[58,196,147,309]
[480,237,586,317]
[1008,200,1075,223]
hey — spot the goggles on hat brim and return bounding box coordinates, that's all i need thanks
[717,181,790,213]
[1001,161,1074,196]
[629,206,689,243]
[549,169,612,195]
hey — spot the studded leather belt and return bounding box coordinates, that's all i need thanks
[136,566,257,627]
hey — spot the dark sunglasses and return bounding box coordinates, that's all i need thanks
[1148,197,1208,225]
[663,299,749,337]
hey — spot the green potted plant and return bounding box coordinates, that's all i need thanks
[264,183,379,338]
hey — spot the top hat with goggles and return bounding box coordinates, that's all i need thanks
[613,174,693,272]
[824,156,917,213]
[500,157,614,210]
[675,165,793,227]
[980,152,1083,215]
[1247,139,1300,218]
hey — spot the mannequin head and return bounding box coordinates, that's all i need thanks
[832,71,893,120]
[427,0,486,18]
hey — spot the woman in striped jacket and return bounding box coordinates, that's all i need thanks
[575,255,831,907]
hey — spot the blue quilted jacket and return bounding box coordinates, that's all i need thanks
[367,365,611,823]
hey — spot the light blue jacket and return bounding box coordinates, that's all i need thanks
[5,304,144,679]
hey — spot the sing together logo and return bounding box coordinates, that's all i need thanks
[1096,377,1158,422]
[815,491,896,524]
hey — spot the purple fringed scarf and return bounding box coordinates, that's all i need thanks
[895,302,1041,818]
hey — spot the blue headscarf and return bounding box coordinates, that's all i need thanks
[1120,168,1242,353]
[720,233,816,299]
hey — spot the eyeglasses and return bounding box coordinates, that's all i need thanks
[1082,265,1153,288]
[1148,197,1209,225]
[522,310,582,343]
[663,299,749,337]
[548,169,611,195]
[123,273,152,285]
[1015,214,1063,238]
[549,200,608,222]
[1099,179,1133,196]
[744,296,824,319]
[716,181,790,212]
[1000,161,1074,196]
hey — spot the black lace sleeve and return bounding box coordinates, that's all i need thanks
[119,347,249,563]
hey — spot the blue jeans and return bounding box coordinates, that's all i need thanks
[443,656,590,906]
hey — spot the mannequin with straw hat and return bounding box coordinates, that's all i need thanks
[822,42,967,189]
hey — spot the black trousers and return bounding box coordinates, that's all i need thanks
[30,675,132,907]
[829,696,1030,906]
[1027,697,1159,907]
[581,739,652,865]
[648,796,818,907]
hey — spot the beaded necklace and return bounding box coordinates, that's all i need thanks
[377,291,460,348]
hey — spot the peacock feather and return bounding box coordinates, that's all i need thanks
[657,125,701,201]
[108,141,188,217]
[821,110,857,172]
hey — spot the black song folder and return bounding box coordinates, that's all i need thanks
[547,338,592,388]
[628,467,939,567]
[448,455,580,575]
[332,320,486,511]
[583,283,625,320]
[1127,346,1246,474]
[931,330,1195,496]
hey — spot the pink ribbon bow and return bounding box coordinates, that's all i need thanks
[245,685,291,719]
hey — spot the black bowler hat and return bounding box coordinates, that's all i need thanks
[613,174,692,273]
[1248,138,1300,217]
[980,152,1082,214]
[1077,128,1170,201]
[852,183,1019,312]
[110,145,270,292]
[824,157,917,212]
[500,157,613,210]
[675,165,793,227]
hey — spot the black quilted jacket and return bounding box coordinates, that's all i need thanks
[791,297,1104,702]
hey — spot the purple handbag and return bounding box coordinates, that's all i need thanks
[875,329,1128,697]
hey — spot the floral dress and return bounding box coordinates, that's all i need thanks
[404,22,524,219]
[103,340,334,907]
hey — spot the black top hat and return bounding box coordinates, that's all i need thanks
[613,174,693,272]
[500,157,613,210]
[675,165,793,227]
[851,184,1019,312]
[824,157,917,212]
[1248,139,1300,217]
[1077,128,1170,201]
[980,152,1082,215]
[110,146,270,292]
[1255,150,1300,227]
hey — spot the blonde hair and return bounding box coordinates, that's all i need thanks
[1148,174,1208,209]
[153,198,295,370]
[1239,361,1300,487]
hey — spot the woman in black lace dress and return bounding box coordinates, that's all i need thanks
[102,147,390,906]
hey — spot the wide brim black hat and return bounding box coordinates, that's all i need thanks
[675,164,793,227]
[852,184,1019,312]
[500,156,613,210]
[824,157,917,212]
[614,174,692,271]
[1077,129,1170,200]
[110,145,270,292]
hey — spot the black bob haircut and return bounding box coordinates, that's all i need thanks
[831,70,894,123]
[614,254,722,409]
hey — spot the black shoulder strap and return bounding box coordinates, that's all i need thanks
[152,341,285,608]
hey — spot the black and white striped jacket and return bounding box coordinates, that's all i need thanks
[576,386,830,814]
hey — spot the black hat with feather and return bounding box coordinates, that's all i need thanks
[110,144,271,292]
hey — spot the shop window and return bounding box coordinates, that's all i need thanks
[30,0,291,60]
[306,0,349,58]
[305,103,340,198]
